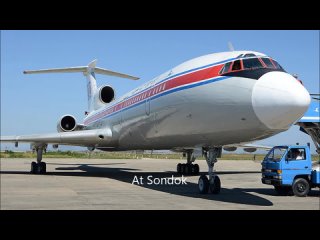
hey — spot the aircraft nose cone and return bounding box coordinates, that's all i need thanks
[252,71,310,129]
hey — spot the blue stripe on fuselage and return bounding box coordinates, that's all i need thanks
[87,76,231,125]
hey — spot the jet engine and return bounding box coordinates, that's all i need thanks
[98,85,115,104]
[57,115,78,132]
[91,85,116,110]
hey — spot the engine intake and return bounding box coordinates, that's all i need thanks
[99,85,115,104]
[57,115,77,132]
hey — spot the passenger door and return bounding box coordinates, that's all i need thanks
[145,99,150,116]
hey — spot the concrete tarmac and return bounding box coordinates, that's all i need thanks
[1,158,319,210]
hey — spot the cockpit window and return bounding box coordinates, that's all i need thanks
[232,60,241,71]
[243,58,263,69]
[243,53,256,57]
[271,60,284,70]
[219,57,286,76]
[261,58,275,68]
[220,62,232,74]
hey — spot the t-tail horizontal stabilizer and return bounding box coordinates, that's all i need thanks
[23,59,139,112]
[23,59,140,80]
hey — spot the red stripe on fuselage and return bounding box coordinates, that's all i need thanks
[166,64,222,90]
[84,64,223,125]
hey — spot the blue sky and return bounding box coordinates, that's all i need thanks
[1,30,319,153]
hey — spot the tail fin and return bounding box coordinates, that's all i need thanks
[24,59,139,112]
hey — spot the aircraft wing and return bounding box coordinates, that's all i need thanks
[223,143,272,152]
[0,128,112,147]
[172,143,271,154]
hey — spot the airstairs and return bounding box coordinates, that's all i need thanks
[297,101,320,154]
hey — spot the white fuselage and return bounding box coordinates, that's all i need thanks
[82,51,310,151]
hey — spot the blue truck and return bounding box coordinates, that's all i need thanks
[261,145,320,197]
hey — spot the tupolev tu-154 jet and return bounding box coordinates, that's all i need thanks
[0,50,311,194]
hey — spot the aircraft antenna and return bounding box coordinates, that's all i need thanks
[228,42,235,51]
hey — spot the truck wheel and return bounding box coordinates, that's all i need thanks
[292,178,310,197]
[274,186,290,196]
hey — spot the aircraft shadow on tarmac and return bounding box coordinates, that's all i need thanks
[56,165,275,206]
[0,163,278,207]
[2,163,319,206]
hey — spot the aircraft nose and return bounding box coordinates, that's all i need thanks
[252,71,310,129]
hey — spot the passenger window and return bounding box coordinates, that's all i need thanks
[261,58,275,68]
[220,62,232,74]
[243,58,263,69]
[232,60,241,71]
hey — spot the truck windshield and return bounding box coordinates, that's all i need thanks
[265,147,287,162]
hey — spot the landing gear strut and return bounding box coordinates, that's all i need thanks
[30,145,47,174]
[198,147,221,194]
[177,150,199,175]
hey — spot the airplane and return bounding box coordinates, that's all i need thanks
[0,50,311,194]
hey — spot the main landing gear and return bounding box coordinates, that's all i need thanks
[198,147,221,194]
[177,150,199,175]
[30,145,47,174]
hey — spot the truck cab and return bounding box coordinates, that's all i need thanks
[261,145,320,197]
